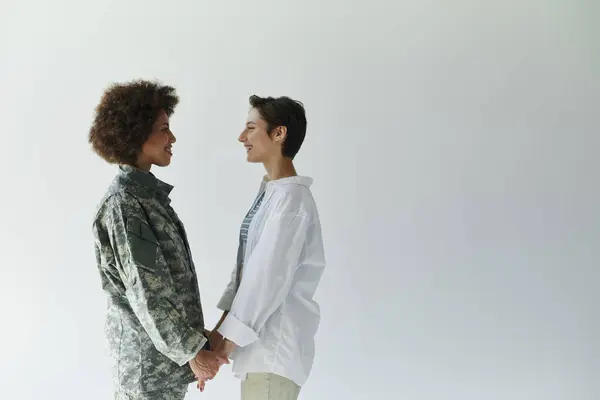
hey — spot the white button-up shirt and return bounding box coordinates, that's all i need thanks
[217,176,326,387]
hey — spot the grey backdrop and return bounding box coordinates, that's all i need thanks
[0,1,598,399]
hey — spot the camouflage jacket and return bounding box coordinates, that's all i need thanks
[92,165,207,394]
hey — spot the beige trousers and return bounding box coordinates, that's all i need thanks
[241,373,301,400]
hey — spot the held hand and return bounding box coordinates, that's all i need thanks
[208,330,224,351]
[189,350,229,382]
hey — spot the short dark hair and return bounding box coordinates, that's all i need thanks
[89,80,179,165]
[249,95,307,159]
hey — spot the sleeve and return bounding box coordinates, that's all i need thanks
[217,210,311,348]
[216,263,239,311]
[107,196,207,366]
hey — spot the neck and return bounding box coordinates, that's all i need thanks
[263,157,297,181]
[133,158,152,172]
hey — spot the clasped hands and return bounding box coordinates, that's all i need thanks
[188,330,229,392]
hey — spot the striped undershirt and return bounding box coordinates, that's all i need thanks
[235,190,266,288]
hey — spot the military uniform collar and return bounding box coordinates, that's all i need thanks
[117,164,174,200]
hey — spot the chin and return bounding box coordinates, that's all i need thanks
[154,159,172,167]
[246,153,263,163]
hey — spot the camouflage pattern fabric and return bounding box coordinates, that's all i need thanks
[93,165,206,395]
[114,384,188,400]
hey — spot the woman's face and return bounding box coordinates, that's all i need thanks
[239,108,284,163]
[137,109,176,170]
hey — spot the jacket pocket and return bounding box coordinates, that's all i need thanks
[126,217,159,269]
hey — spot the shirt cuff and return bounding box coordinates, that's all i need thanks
[217,313,259,348]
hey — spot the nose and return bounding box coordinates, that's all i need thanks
[238,130,247,142]
[169,131,176,143]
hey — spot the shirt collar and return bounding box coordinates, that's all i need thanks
[117,165,174,200]
[263,175,313,189]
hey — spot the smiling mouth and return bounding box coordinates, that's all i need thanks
[245,146,252,152]
[165,147,173,156]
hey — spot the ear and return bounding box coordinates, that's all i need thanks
[272,126,287,143]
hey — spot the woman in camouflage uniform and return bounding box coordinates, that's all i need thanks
[89,80,228,399]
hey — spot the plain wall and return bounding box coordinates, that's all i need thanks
[0,1,598,399]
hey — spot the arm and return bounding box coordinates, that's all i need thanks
[106,196,207,366]
[207,311,228,351]
[209,262,239,349]
[216,262,240,311]
[216,210,311,354]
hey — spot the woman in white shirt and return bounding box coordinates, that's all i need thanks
[205,95,326,400]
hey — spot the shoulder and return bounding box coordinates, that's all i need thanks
[268,179,318,220]
[94,188,144,228]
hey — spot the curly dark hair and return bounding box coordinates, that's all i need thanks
[89,80,179,165]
